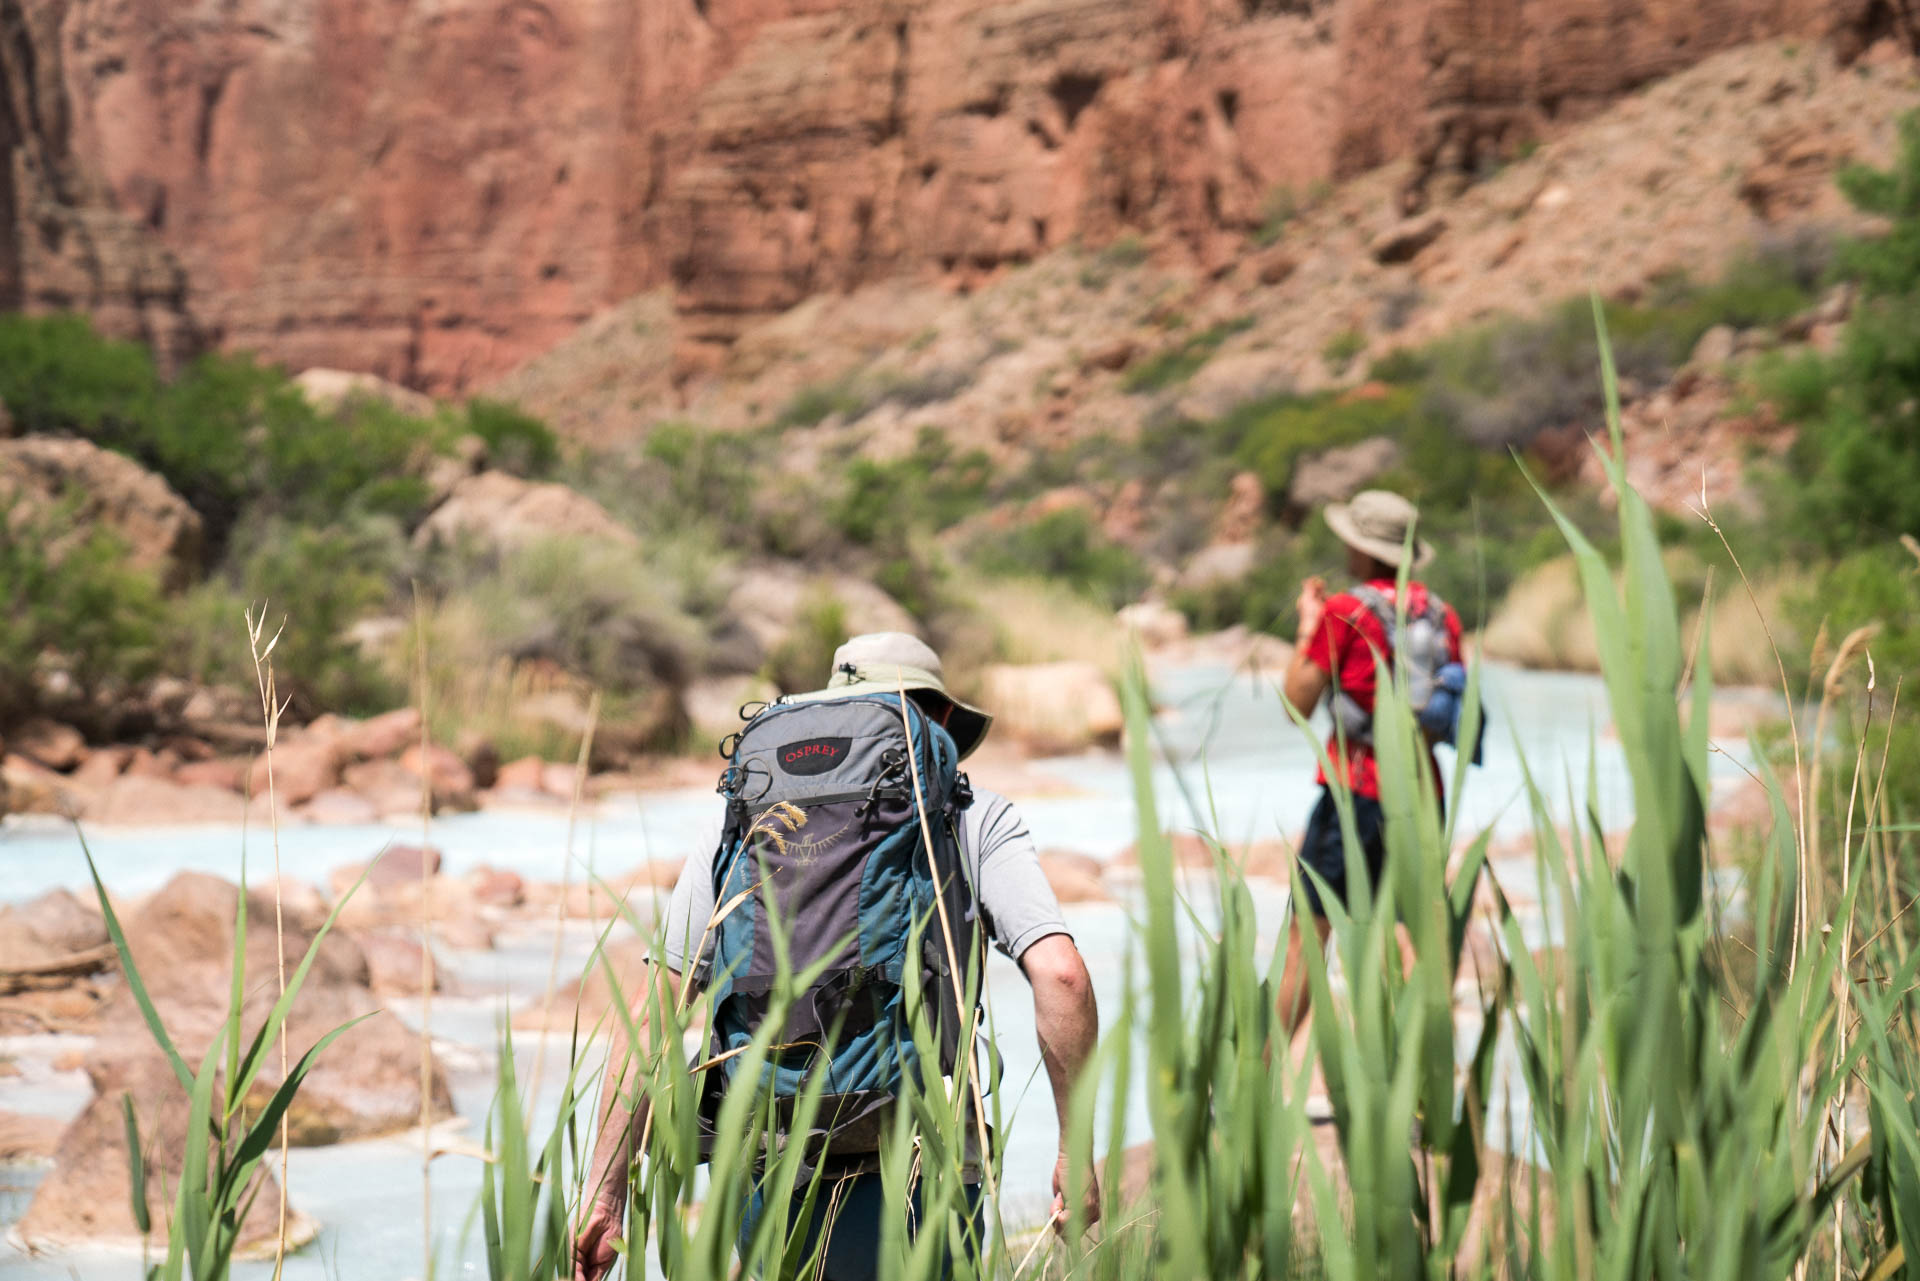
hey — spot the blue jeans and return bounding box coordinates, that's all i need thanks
[736,1171,985,1281]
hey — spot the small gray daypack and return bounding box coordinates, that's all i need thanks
[1329,584,1457,745]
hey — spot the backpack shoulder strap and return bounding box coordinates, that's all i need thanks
[1347,584,1398,643]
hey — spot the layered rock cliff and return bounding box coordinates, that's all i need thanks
[0,0,1903,391]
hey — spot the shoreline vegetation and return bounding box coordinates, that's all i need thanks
[0,166,1902,825]
[6,296,1919,1279]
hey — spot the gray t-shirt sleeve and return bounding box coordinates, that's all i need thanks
[660,823,720,981]
[663,789,1071,979]
[963,789,1071,962]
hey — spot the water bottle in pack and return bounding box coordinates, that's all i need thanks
[1329,583,1473,750]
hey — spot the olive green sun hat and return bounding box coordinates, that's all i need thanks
[1324,488,1435,570]
[785,631,993,759]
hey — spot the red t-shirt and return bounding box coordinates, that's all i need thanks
[1302,579,1465,801]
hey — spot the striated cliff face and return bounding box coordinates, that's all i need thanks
[0,0,1901,391]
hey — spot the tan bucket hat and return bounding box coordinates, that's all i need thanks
[1325,489,1435,570]
[786,632,993,759]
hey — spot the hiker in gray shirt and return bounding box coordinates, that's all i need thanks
[576,633,1100,1281]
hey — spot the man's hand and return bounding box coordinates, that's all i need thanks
[573,1195,624,1281]
[1296,575,1328,643]
[1050,1151,1101,1236]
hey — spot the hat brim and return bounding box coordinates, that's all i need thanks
[788,679,994,760]
[1325,502,1435,570]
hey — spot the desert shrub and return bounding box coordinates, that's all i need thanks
[1122,317,1253,393]
[0,508,166,726]
[0,317,455,546]
[434,536,698,697]
[1321,327,1367,369]
[1771,112,1920,558]
[831,431,993,547]
[968,507,1149,610]
[1755,347,1833,422]
[259,394,442,526]
[1784,545,1920,824]
[1229,386,1424,501]
[774,377,868,429]
[1254,185,1297,245]
[0,313,159,437]
[1077,233,1150,288]
[181,518,405,717]
[762,591,848,695]
[465,398,559,477]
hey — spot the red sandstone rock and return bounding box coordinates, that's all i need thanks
[366,844,444,892]
[173,758,247,793]
[495,755,549,794]
[468,866,528,909]
[248,738,344,808]
[1037,850,1112,904]
[399,745,477,812]
[0,0,1879,390]
[338,708,424,762]
[0,439,203,589]
[13,719,85,772]
[355,930,441,998]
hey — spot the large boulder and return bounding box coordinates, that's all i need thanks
[291,367,436,419]
[715,564,921,676]
[247,737,344,807]
[18,870,458,1253]
[83,775,285,828]
[513,935,658,1034]
[97,874,456,1142]
[1,754,96,816]
[412,471,637,554]
[13,718,86,770]
[337,708,424,761]
[0,1109,63,1163]
[0,437,204,589]
[1286,436,1404,511]
[976,662,1125,755]
[15,1048,317,1256]
[0,889,107,970]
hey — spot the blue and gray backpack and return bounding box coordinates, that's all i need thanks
[700,691,982,1161]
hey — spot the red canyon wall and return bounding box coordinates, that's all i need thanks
[0,0,1897,391]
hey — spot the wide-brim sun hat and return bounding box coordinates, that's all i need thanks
[787,631,993,759]
[1325,488,1435,570]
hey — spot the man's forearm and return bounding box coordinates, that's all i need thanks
[583,964,685,1210]
[1025,937,1099,1154]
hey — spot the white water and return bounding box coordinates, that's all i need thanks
[0,663,1761,1279]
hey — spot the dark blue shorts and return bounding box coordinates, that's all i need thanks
[1295,787,1387,917]
[737,1171,984,1281]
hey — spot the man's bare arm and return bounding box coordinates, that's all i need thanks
[575,964,693,1281]
[1283,577,1332,719]
[1020,932,1100,1227]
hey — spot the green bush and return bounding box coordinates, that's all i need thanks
[763,592,849,695]
[0,317,462,546]
[465,398,559,477]
[180,519,404,717]
[1770,112,1920,558]
[0,508,166,726]
[1321,327,1366,369]
[1229,386,1422,500]
[830,431,993,547]
[969,507,1148,610]
[774,378,868,429]
[1122,318,1253,393]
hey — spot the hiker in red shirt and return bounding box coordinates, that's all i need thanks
[1273,489,1464,1041]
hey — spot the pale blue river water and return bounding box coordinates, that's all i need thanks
[0,663,1762,1278]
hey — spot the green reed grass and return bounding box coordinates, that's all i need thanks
[103,294,1920,1279]
[82,832,373,1281]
